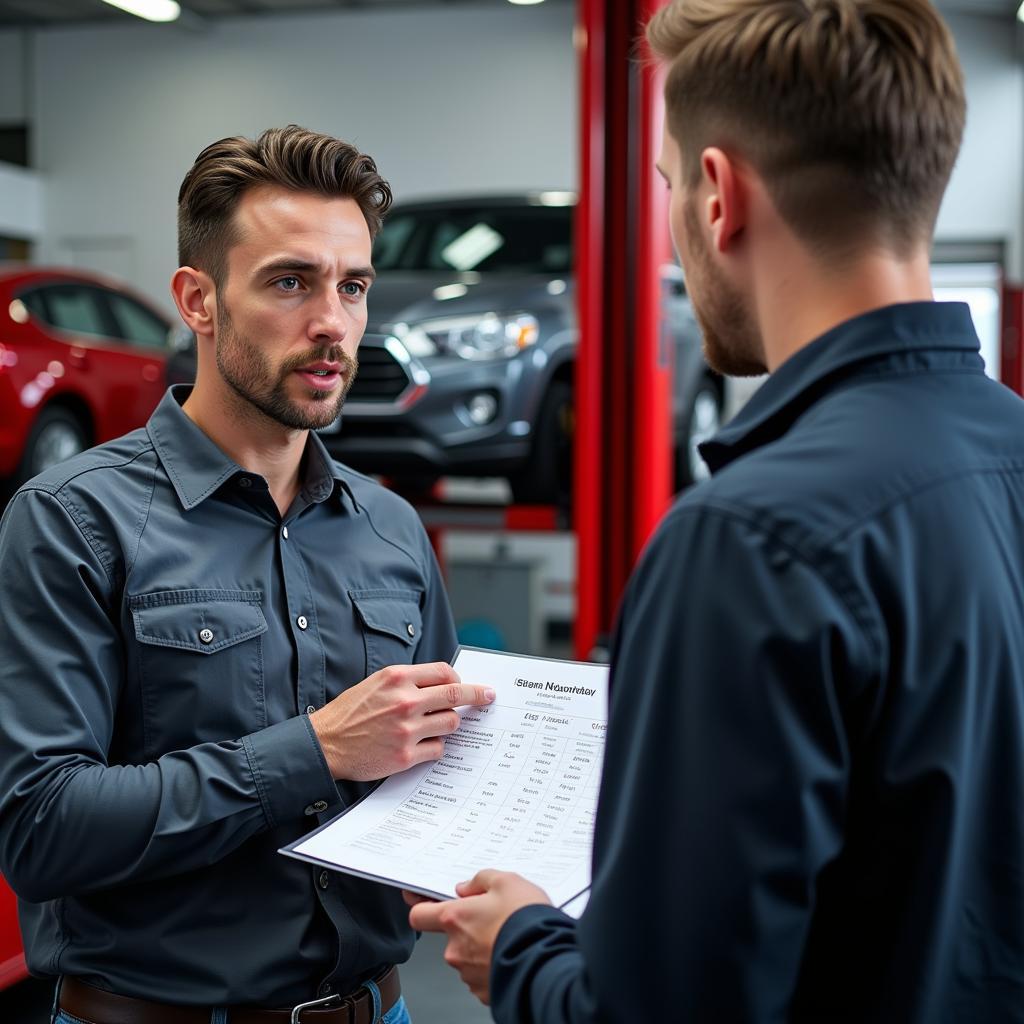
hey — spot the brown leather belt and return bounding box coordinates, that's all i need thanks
[58,965,400,1024]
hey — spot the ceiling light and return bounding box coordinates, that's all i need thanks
[100,0,181,22]
[1018,0,1024,23]
[508,0,547,5]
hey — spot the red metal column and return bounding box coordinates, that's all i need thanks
[1001,283,1024,396]
[573,0,608,661]
[632,0,674,555]
[574,0,673,660]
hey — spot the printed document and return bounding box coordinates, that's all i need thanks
[282,646,609,909]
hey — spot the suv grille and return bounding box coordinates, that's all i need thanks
[349,342,410,403]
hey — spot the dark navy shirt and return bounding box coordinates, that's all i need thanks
[0,386,457,1006]
[492,303,1024,1023]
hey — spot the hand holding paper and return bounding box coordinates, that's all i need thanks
[284,647,609,908]
[309,660,496,781]
[406,869,553,1006]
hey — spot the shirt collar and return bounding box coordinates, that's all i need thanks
[699,301,983,475]
[147,385,358,512]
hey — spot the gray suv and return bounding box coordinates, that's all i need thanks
[167,193,722,504]
[318,192,722,503]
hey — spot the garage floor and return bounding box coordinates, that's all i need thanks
[0,932,491,1023]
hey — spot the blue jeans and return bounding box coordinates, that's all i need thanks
[381,995,412,1024]
[54,995,411,1024]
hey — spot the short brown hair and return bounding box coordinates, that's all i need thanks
[177,125,392,282]
[647,0,966,256]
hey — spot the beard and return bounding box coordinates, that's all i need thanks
[682,200,766,378]
[215,303,358,431]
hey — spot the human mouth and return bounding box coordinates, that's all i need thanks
[295,361,344,391]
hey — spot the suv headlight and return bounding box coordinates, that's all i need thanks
[400,313,539,361]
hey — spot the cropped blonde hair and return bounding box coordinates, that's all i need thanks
[647,0,966,255]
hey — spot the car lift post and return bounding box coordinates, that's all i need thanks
[1002,283,1024,397]
[574,0,674,660]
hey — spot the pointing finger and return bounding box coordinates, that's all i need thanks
[422,681,496,712]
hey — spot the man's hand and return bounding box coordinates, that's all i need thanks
[309,662,494,780]
[405,870,552,1005]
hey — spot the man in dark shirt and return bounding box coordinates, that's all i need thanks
[408,2,1024,1021]
[0,127,494,1023]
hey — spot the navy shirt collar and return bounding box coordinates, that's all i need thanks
[147,384,357,512]
[700,302,983,474]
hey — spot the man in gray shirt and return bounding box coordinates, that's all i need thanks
[0,126,491,1024]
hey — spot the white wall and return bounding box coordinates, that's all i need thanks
[12,4,1023,308]
[0,162,43,240]
[938,14,1024,279]
[30,3,577,313]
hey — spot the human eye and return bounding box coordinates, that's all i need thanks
[274,275,302,293]
[341,281,367,298]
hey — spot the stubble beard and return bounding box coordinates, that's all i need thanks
[215,304,359,431]
[683,201,766,378]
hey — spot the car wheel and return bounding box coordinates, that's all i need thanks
[19,406,89,484]
[510,379,573,506]
[676,378,722,489]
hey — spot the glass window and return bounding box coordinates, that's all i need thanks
[106,293,170,350]
[374,206,573,274]
[41,286,110,338]
[17,288,48,323]
[372,214,417,269]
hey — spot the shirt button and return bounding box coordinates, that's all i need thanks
[304,799,329,815]
[406,623,416,638]
[305,704,316,715]
[297,615,308,630]
[318,870,330,890]
[319,983,332,997]
[282,526,289,540]
[238,476,252,489]
[198,628,214,644]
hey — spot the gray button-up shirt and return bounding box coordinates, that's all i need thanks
[0,386,457,1006]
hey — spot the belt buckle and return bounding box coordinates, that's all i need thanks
[290,992,344,1023]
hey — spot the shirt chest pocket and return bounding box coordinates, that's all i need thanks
[128,589,268,757]
[349,589,423,677]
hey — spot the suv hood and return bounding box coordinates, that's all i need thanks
[366,271,573,332]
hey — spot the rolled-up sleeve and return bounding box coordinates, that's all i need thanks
[490,502,875,1022]
[0,487,335,902]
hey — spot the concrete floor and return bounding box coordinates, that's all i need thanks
[0,932,492,1023]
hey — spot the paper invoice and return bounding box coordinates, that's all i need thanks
[281,646,609,909]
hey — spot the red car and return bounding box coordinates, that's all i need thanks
[0,266,174,988]
[0,265,174,497]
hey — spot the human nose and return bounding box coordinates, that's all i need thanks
[307,289,349,345]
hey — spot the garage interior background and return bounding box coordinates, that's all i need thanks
[0,1,1021,1019]
[1,0,1020,650]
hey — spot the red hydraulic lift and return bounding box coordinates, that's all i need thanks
[1001,282,1024,397]
[574,0,674,659]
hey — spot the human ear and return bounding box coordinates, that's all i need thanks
[170,267,216,339]
[701,148,746,255]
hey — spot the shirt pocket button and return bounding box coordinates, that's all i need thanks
[199,628,214,645]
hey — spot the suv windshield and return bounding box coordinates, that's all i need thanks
[374,204,573,274]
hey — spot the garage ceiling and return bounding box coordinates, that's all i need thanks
[0,0,1011,28]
